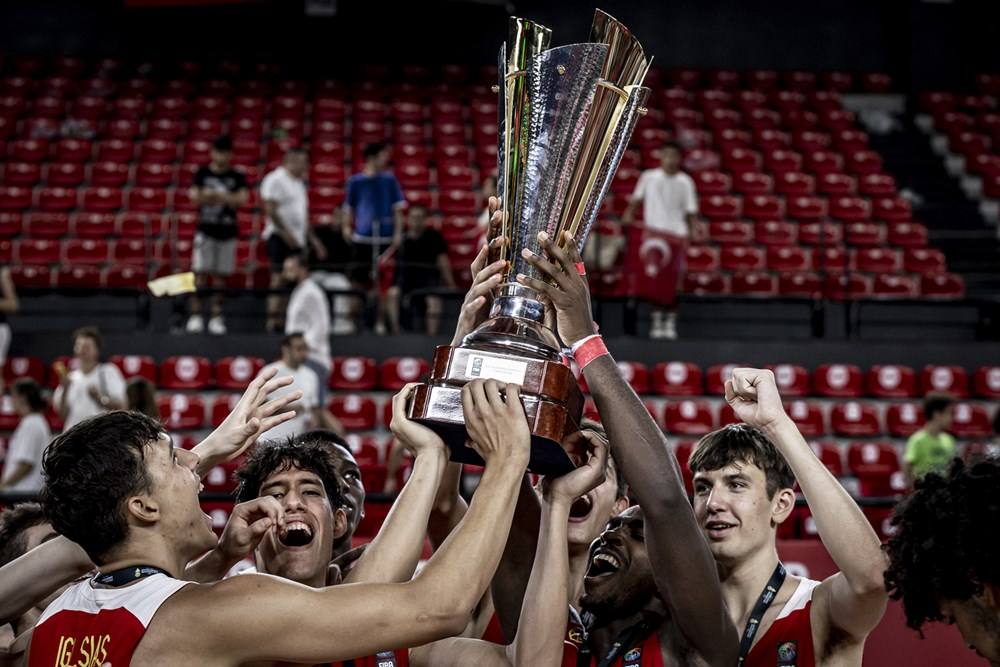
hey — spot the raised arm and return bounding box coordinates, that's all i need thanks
[0,537,91,625]
[518,231,738,665]
[345,383,448,584]
[177,379,531,665]
[508,435,607,666]
[726,368,888,638]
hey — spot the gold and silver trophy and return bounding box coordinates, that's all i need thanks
[408,9,650,474]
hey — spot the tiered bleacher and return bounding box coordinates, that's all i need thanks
[2,352,997,539]
[0,56,966,299]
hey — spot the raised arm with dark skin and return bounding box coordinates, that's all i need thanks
[518,230,739,665]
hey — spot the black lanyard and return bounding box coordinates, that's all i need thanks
[93,565,171,588]
[576,618,654,667]
[737,562,787,665]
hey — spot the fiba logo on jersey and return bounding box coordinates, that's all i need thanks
[777,640,798,665]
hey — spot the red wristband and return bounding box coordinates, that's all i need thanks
[575,261,587,276]
[573,335,609,371]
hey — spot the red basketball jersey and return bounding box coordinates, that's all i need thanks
[745,578,820,667]
[29,573,189,667]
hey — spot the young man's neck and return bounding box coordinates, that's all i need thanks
[210,160,228,172]
[78,359,98,373]
[717,541,784,622]
[282,357,300,371]
[661,166,680,176]
[924,421,943,436]
[363,162,378,176]
[98,538,191,581]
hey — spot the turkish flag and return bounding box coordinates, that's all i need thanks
[623,225,688,307]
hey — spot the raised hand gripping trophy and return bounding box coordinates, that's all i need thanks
[408,9,650,475]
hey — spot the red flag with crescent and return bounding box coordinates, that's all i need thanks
[623,225,688,307]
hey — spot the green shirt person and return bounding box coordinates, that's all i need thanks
[904,392,956,483]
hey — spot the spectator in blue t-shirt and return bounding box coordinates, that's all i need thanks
[343,142,405,252]
[342,142,406,333]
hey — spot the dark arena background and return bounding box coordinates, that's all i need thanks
[1,1,999,665]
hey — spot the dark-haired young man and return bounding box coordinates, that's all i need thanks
[689,368,888,666]
[904,392,956,484]
[228,384,459,667]
[29,378,530,666]
[884,457,1000,666]
[186,135,249,335]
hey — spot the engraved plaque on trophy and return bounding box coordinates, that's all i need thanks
[408,9,651,475]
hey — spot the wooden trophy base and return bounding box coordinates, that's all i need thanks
[407,345,585,476]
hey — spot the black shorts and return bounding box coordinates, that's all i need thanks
[267,234,299,272]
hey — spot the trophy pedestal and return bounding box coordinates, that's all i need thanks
[407,344,585,475]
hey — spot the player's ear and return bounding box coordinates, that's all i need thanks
[332,507,349,540]
[126,492,160,525]
[771,486,796,527]
[613,496,630,515]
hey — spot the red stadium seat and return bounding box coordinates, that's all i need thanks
[3,356,46,385]
[831,401,881,437]
[2,163,42,188]
[160,355,213,390]
[830,197,871,223]
[886,402,924,438]
[24,212,70,238]
[920,364,969,397]
[80,187,124,213]
[109,354,158,383]
[846,150,883,175]
[201,501,233,535]
[329,394,378,431]
[773,171,815,196]
[858,173,897,198]
[763,149,803,174]
[903,248,946,275]
[55,265,101,289]
[708,221,753,245]
[847,441,904,497]
[14,239,59,264]
[731,271,777,295]
[974,366,1000,399]
[786,195,827,221]
[663,400,715,435]
[786,400,825,436]
[379,357,431,390]
[215,356,264,390]
[855,247,901,273]
[439,190,478,216]
[950,403,993,439]
[743,194,784,220]
[824,273,872,300]
[814,364,863,397]
[871,274,919,298]
[651,362,703,396]
[755,220,797,246]
[0,213,22,238]
[700,195,742,221]
[63,239,109,265]
[769,364,810,397]
[52,139,93,164]
[45,162,85,187]
[766,246,811,272]
[693,170,731,196]
[104,265,147,291]
[866,365,917,398]
[34,187,77,213]
[920,273,965,299]
[720,245,765,271]
[0,186,32,212]
[873,197,912,223]
[685,246,720,272]
[158,394,207,431]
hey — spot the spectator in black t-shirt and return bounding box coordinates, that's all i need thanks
[185,136,249,335]
[385,205,455,335]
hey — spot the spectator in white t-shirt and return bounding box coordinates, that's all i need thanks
[260,147,327,332]
[0,379,51,494]
[52,327,126,430]
[283,254,335,409]
[259,333,341,441]
[622,141,704,339]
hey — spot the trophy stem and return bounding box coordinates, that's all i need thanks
[461,286,562,361]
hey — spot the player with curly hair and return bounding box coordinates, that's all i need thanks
[884,457,1000,666]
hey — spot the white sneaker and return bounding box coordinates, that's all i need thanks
[663,313,678,340]
[650,322,668,339]
[185,314,204,333]
[207,316,227,335]
[374,321,387,335]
